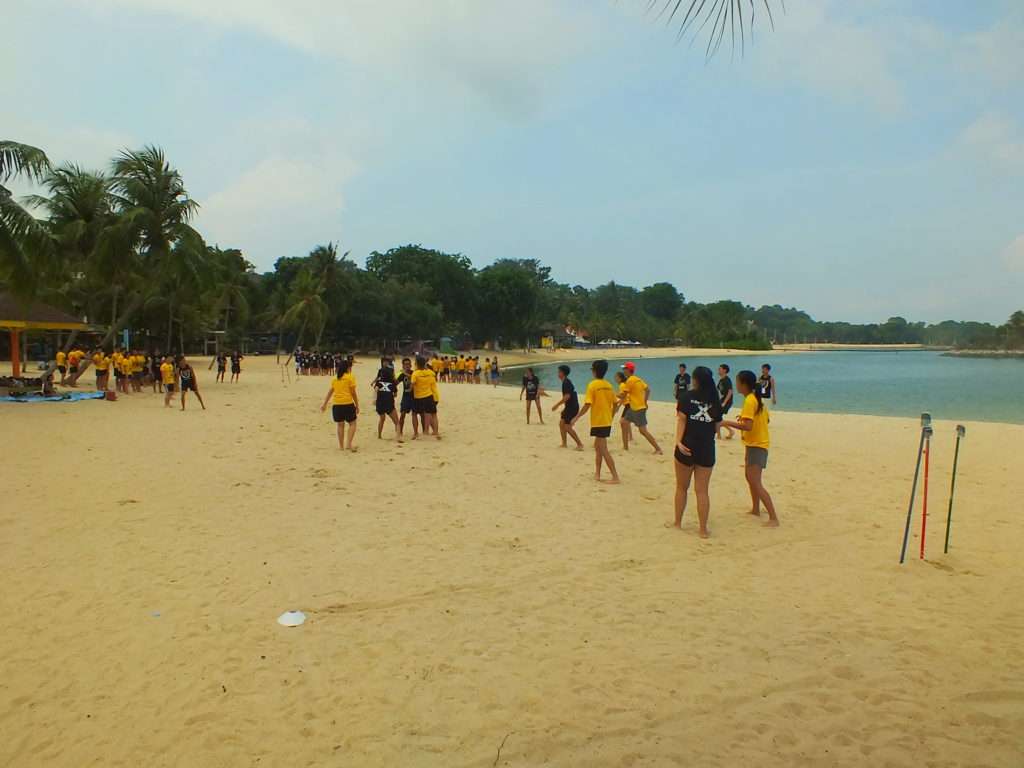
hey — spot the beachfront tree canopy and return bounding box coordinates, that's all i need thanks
[1,138,1020,354]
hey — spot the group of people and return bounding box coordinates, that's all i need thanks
[320,355,443,451]
[534,358,780,539]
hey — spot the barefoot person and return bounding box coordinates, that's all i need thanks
[717,364,736,440]
[673,363,690,402]
[372,357,402,441]
[160,355,177,408]
[551,365,583,450]
[723,370,779,527]
[619,362,662,455]
[212,351,227,383]
[614,370,633,450]
[411,356,440,440]
[230,350,243,383]
[520,367,544,424]
[320,358,358,451]
[397,357,416,438]
[667,366,722,538]
[572,359,620,484]
[177,355,206,411]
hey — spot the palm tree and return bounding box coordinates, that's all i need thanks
[207,247,252,343]
[0,141,53,299]
[649,0,780,58]
[282,268,328,365]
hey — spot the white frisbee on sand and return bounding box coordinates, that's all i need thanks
[277,610,306,627]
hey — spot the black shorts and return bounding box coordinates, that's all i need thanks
[231,365,241,374]
[180,380,196,392]
[166,383,176,393]
[332,403,357,423]
[413,396,437,414]
[217,365,226,373]
[590,426,612,438]
[525,393,538,402]
[57,366,66,374]
[400,394,414,414]
[561,405,579,424]
[375,395,395,415]
[69,366,79,374]
[114,370,123,378]
[674,442,715,469]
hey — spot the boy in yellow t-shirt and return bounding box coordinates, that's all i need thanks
[723,370,778,527]
[571,359,620,484]
[55,350,67,384]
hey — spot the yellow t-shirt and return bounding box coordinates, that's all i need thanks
[411,368,438,400]
[56,351,66,366]
[132,355,144,373]
[624,375,648,411]
[739,393,770,449]
[332,373,357,405]
[431,359,442,374]
[160,362,176,385]
[483,362,492,375]
[94,354,110,371]
[585,379,616,429]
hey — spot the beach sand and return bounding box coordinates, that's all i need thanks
[2,355,1021,767]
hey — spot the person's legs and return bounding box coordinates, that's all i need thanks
[746,463,778,525]
[194,390,206,410]
[558,420,568,447]
[598,439,620,483]
[377,413,385,438]
[638,425,662,454]
[567,424,583,450]
[745,464,761,515]
[336,421,345,450]
[180,390,187,410]
[670,460,693,528]
[619,418,630,450]
[593,439,603,480]
[346,418,357,451]
[525,400,532,424]
[533,399,544,424]
[694,466,713,537]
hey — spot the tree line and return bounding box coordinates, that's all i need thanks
[2,140,1021,354]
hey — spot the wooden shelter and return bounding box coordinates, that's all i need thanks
[0,292,86,377]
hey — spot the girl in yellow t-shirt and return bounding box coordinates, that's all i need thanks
[571,359,620,485]
[320,358,359,452]
[723,370,779,528]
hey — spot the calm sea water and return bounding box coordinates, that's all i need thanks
[501,350,1024,424]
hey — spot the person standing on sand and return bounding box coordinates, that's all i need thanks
[520,367,545,424]
[614,370,633,450]
[55,349,67,385]
[320,358,358,451]
[758,363,777,406]
[673,363,690,402]
[230,350,243,383]
[717,364,735,440]
[491,356,500,387]
[551,365,584,450]
[372,357,402,441]
[160,356,177,408]
[667,366,722,539]
[572,359,620,484]
[397,357,416,438]
[723,370,779,528]
[619,362,663,455]
[177,355,206,411]
[411,356,441,440]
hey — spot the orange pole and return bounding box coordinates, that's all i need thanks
[10,329,21,378]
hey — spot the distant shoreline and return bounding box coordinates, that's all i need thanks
[941,350,1024,360]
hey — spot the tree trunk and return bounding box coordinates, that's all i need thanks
[284,317,308,366]
[179,321,184,355]
[110,288,119,333]
[62,293,143,385]
[165,300,174,352]
[314,317,326,350]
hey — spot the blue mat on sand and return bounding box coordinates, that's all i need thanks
[1,391,106,403]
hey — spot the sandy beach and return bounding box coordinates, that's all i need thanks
[2,355,1021,767]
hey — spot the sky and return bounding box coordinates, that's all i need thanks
[4,0,1023,324]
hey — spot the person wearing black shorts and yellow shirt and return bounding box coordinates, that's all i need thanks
[723,370,779,528]
[410,356,441,440]
[320,358,358,451]
[667,366,722,539]
[55,350,67,385]
[571,359,620,484]
[551,364,583,451]
[372,357,402,441]
[160,356,177,408]
[92,348,111,392]
[619,362,663,455]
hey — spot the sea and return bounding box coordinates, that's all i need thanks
[501,350,1023,425]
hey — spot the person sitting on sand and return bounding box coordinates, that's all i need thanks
[572,359,620,484]
[717,364,735,440]
[722,370,779,528]
[618,362,662,455]
[320,357,358,451]
[667,366,722,538]
[520,367,545,425]
[176,355,206,411]
[551,364,584,451]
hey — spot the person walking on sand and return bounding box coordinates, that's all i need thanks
[758,363,778,406]
[211,351,227,382]
[666,366,722,539]
[372,356,402,441]
[723,370,779,528]
[320,358,359,451]
[552,365,584,450]
[618,362,663,455]
[177,355,206,411]
[572,359,620,484]
[717,364,736,440]
[230,350,243,383]
[520,367,545,424]
[614,370,634,450]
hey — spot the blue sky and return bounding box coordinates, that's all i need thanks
[5,0,1023,323]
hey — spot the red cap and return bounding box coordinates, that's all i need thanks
[623,362,636,372]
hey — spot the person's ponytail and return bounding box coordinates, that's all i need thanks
[737,370,763,414]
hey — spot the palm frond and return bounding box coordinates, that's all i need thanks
[646,0,782,58]
[0,140,51,184]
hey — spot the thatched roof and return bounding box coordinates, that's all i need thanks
[0,292,87,330]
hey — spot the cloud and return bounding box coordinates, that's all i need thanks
[1003,235,1024,273]
[956,18,1024,87]
[959,113,1024,172]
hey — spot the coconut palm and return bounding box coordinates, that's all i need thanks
[650,0,780,58]
[282,268,328,364]
[0,140,53,298]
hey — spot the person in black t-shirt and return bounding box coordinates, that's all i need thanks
[716,364,735,440]
[372,357,402,441]
[758,363,777,406]
[551,365,584,450]
[668,366,722,538]
[520,367,545,424]
[230,350,243,383]
[673,363,691,402]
